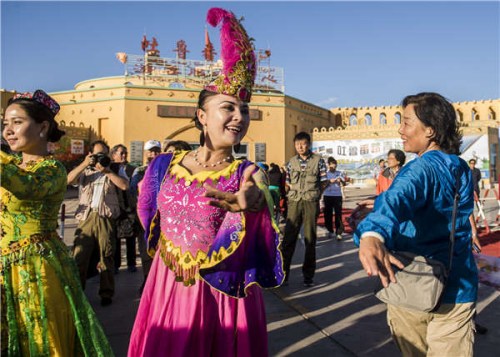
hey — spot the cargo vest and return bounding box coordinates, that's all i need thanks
[287,154,322,202]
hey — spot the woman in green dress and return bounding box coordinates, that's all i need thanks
[1,90,113,356]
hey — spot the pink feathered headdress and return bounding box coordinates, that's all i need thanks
[204,8,256,102]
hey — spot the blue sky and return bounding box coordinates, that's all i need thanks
[1,1,499,108]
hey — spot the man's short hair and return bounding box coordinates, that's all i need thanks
[327,157,337,164]
[294,131,311,143]
[90,140,109,153]
[469,159,476,164]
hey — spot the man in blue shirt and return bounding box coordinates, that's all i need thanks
[323,157,345,240]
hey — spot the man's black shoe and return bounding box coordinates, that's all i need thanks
[303,280,314,287]
[100,297,112,307]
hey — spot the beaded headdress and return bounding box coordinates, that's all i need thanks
[10,89,60,115]
[204,8,256,102]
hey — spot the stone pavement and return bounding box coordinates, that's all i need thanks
[60,185,499,356]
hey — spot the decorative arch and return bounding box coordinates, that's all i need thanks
[456,109,464,122]
[394,112,401,124]
[59,120,66,126]
[488,107,497,120]
[379,113,387,125]
[364,113,372,126]
[472,108,479,121]
[349,114,357,126]
[335,113,342,126]
[165,123,196,139]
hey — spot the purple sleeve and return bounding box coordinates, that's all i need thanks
[137,153,173,255]
[199,161,285,297]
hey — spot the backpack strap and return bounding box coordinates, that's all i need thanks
[448,170,461,272]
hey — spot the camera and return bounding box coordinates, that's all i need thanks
[89,153,111,168]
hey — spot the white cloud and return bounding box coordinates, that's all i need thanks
[316,97,339,107]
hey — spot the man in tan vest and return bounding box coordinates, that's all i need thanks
[67,140,129,306]
[282,132,328,287]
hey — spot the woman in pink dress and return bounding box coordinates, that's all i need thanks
[128,8,284,357]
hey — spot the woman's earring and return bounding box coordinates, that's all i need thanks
[40,132,45,138]
[199,131,205,146]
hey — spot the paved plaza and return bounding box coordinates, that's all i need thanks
[60,185,499,356]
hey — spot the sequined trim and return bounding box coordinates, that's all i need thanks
[169,151,243,184]
[158,233,208,286]
[1,153,55,171]
[0,232,60,283]
[199,216,245,270]
[1,232,56,257]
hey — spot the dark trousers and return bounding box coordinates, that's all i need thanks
[136,224,153,280]
[114,235,137,269]
[282,200,319,282]
[323,195,344,234]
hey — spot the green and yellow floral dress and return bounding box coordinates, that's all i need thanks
[0,151,113,356]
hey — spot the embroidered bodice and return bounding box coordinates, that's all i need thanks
[0,152,67,249]
[159,173,240,253]
[156,152,244,282]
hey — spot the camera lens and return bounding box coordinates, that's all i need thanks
[97,154,111,168]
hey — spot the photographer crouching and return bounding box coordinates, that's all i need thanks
[67,140,129,307]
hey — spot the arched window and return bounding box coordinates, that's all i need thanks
[456,110,464,122]
[394,112,401,124]
[379,113,387,125]
[472,108,479,121]
[335,114,342,126]
[365,113,372,126]
[488,107,497,120]
[349,114,357,126]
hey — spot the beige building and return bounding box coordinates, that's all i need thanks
[313,99,500,184]
[1,83,498,180]
[46,75,331,165]
[314,99,499,141]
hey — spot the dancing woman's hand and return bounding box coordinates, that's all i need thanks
[359,236,404,288]
[204,165,265,213]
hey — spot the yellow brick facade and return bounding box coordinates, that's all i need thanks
[1,85,498,174]
[47,76,331,165]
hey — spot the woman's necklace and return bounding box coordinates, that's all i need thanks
[193,149,233,168]
[17,155,51,170]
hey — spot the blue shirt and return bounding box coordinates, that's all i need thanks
[323,170,345,197]
[354,151,478,304]
[130,165,147,198]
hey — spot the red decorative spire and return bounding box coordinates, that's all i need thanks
[203,28,216,62]
[141,35,149,52]
[174,40,189,60]
[150,37,159,51]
